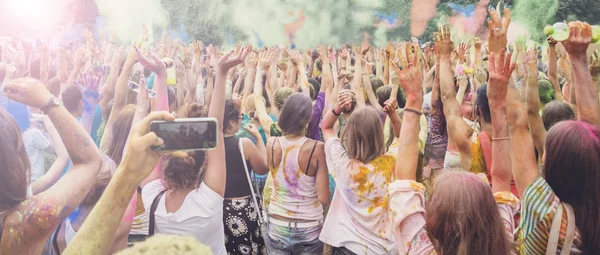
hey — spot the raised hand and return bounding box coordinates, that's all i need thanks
[76,71,103,110]
[257,49,274,69]
[179,44,192,68]
[334,92,353,114]
[317,45,328,62]
[4,64,17,81]
[391,49,422,102]
[136,74,151,111]
[525,49,538,76]
[434,26,454,58]
[191,41,204,57]
[590,50,600,77]
[487,3,511,54]
[74,46,87,67]
[487,49,515,106]
[3,78,53,108]
[243,123,261,139]
[515,36,526,55]
[289,50,304,66]
[340,48,349,60]
[121,111,187,182]
[82,28,94,44]
[383,98,399,115]
[562,21,592,58]
[134,46,166,76]
[455,42,470,62]
[217,46,251,74]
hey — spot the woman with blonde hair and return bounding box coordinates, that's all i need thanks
[320,92,401,254]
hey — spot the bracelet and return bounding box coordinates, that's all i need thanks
[331,108,341,116]
[492,137,511,141]
[403,107,423,116]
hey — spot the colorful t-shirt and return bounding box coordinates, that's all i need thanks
[518,177,582,254]
[320,138,397,254]
[388,179,520,254]
[470,135,488,175]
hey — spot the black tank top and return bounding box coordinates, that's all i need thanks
[224,136,253,198]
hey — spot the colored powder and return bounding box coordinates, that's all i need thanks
[512,0,559,42]
[95,0,169,43]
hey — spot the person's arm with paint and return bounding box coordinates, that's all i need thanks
[2,78,102,253]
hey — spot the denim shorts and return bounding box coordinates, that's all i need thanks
[265,222,324,255]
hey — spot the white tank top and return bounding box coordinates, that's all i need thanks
[64,218,77,246]
[268,137,323,221]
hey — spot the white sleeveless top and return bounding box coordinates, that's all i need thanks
[64,218,77,246]
[268,137,323,221]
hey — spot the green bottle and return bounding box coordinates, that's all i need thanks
[544,23,600,43]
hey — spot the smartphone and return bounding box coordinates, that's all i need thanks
[150,118,219,151]
[128,81,157,98]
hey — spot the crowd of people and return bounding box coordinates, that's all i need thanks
[1,5,600,255]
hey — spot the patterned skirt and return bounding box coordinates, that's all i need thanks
[223,195,266,255]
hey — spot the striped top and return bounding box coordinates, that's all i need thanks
[518,177,582,254]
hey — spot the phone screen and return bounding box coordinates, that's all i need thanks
[150,118,218,151]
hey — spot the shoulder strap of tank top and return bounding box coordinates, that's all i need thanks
[148,190,167,236]
[270,138,277,168]
[305,141,318,175]
[53,221,63,255]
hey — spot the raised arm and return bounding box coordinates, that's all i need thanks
[524,50,547,162]
[2,78,102,250]
[563,22,600,126]
[352,47,366,107]
[546,38,563,102]
[394,53,424,180]
[30,116,69,195]
[78,72,103,134]
[487,49,515,193]
[322,93,352,142]
[290,50,310,96]
[99,43,139,151]
[241,52,257,112]
[254,50,276,135]
[506,67,540,197]
[206,48,250,196]
[434,26,474,170]
[63,112,180,255]
[65,46,87,88]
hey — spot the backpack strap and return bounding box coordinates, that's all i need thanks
[148,190,167,236]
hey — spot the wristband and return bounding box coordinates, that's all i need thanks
[492,137,510,141]
[403,107,423,116]
[331,108,341,116]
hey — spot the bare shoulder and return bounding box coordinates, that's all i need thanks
[1,195,65,252]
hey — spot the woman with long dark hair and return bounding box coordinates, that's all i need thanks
[222,99,269,254]
[264,93,330,254]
